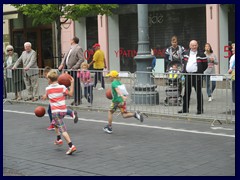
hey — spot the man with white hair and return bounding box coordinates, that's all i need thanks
[178,40,208,114]
[13,42,39,101]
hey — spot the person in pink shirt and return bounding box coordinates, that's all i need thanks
[42,70,77,155]
[77,62,93,106]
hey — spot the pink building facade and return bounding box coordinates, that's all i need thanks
[61,4,234,74]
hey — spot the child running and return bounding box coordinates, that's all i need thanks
[103,70,144,134]
[43,67,78,131]
[42,69,77,155]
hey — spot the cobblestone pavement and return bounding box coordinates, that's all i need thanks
[3,104,235,176]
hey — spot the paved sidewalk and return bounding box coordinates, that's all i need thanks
[4,77,235,124]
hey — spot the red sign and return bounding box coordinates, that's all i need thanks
[63,45,233,61]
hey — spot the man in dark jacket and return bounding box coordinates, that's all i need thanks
[178,40,208,114]
[164,36,185,72]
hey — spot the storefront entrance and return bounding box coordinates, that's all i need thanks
[10,13,53,68]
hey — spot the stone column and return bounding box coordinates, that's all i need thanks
[131,4,159,105]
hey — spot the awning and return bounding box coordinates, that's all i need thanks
[3,12,18,20]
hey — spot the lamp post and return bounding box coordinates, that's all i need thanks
[131,4,159,105]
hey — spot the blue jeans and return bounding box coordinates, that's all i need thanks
[205,75,216,97]
[47,104,73,123]
[84,85,93,104]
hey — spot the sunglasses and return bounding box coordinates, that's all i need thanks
[7,49,13,52]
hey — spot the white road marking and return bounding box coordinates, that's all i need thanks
[211,127,234,130]
[3,109,235,138]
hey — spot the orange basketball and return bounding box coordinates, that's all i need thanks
[106,88,112,100]
[34,106,46,117]
[58,73,72,87]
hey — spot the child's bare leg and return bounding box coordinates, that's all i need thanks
[54,126,60,135]
[122,112,135,118]
[122,111,144,122]
[108,110,114,126]
[61,131,71,144]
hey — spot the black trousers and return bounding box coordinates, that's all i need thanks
[69,71,82,103]
[182,74,203,112]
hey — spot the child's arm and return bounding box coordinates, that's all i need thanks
[88,59,95,68]
[41,94,47,100]
[42,88,48,100]
[68,77,74,97]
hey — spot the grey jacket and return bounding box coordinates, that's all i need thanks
[13,50,39,76]
[204,53,218,75]
[61,44,84,70]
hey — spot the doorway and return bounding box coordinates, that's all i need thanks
[12,28,53,68]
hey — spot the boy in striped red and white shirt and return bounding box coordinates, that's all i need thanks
[42,70,77,155]
[43,67,78,131]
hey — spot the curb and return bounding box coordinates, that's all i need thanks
[4,100,235,126]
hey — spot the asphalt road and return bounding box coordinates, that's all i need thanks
[3,103,235,176]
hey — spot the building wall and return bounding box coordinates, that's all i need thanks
[206,4,220,74]
[108,15,120,71]
[61,19,75,58]
[97,15,109,70]
[5,4,232,72]
[3,20,10,52]
[219,5,229,74]
[3,4,18,52]
[75,17,87,54]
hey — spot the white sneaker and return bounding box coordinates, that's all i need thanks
[98,87,104,90]
[208,97,212,102]
[66,145,76,155]
[135,111,144,122]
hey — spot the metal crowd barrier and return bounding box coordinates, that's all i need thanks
[3,68,235,124]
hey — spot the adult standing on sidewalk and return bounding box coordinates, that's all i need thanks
[12,42,39,102]
[164,35,185,72]
[178,40,208,115]
[4,45,25,101]
[203,43,218,102]
[58,37,84,106]
[228,43,235,103]
[88,43,107,90]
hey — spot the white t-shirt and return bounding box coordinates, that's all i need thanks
[229,54,235,70]
[186,51,198,73]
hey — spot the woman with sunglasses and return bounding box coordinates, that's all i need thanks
[4,45,25,100]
